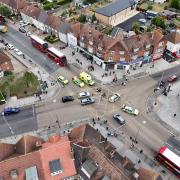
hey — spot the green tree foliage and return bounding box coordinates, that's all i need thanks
[152,16,166,29]
[132,22,140,33]
[0,5,11,17]
[147,5,153,10]
[91,13,97,23]
[170,0,180,10]
[78,14,86,23]
[23,72,37,88]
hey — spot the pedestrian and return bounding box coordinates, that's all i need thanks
[102,74,104,78]
[177,94,179,97]
[109,71,111,76]
[174,113,176,117]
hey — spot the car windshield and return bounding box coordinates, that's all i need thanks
[126,106,133,111]
[59,76,64,80]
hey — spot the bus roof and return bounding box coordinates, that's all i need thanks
[30,35,46,45]
[48,47,64,57]
[160,146,180,168]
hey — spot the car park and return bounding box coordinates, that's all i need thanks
[2,107,20,115]
[78,91,90,99]
[14,48,23,56]
[62,96,74,103]
[19,27,26,33]
[167,75,178,83]
[58,75,68,85]
[122,104,139,116]
[113,114,126,125]
[72,76,85,87]
[80,97,95,105]
[109,93,120,103]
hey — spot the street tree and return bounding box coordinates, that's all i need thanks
[0,5,11,17]
[91,13,97,23]
[132,22,140,33]
[78,14,86,23]
[170,0,180,10]
[23,72,37,88]
[152,16,166,29]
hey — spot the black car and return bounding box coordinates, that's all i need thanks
[19,27,26,33]
[0,39,4,43]
[62,96,74,103]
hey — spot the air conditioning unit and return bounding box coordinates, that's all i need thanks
[10,169,18,179]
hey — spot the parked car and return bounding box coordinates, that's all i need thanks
[58,75,68,85]
[0,39,4,43]
[19,27,26,33]
[26,31,32,37]
[109,93,121,103]
[62,96,74,103]
[14,48,23,56]
[113,114,126,125]
[80,97,95,105]
[167,75,178,83]
[2,107,20,115]
[78,91,90,99]
[72,76,84,87]
[122,104,139,116]
[7,44,14,50]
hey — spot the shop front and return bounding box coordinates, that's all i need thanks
[77,46,93,61]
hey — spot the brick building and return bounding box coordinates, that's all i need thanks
[0,50,14,71]
[0,135,76,180]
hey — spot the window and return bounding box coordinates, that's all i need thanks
[159,42,163,47]
[108,56,113,62]
[144,51,149,56]
[120,58,125,61]
[119,51,125,55]
[49,159,62,176]
[132,55,138,60]
[146,44,151,49]
[111,51,115,55]
[133,48,139,53]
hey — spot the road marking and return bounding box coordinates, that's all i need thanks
[142,120,147,124]
[53,99,57,103]
[32,104,35,116]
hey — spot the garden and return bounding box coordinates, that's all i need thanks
[0,71,39,100]
[44,35,59,43]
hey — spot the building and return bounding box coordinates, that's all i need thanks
[166,30,180,58]
[0,0,27,14]
[69,124,162,180]
[21,4,41,25]
[0,50,14,71]
[0,135,76,180]
[149,0,166,4]
[36,11,48,32]
[95,0,137,26]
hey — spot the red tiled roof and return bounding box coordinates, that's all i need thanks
[152,29,164,47]
[0,135,76,180]
[21,4,41,19]
[8,0,27,10]
[0,50,11,65]
[166,31,180,44]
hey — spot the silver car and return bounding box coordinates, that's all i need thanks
[113,114,125,125]
[78,91,90,99]
[80,97,95,105]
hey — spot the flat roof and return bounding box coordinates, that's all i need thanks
[96,0,135,17]
[30,35,46,45]
[160,147,180,168]
[48,47,64,57]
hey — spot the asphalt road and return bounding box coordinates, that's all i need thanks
[0,23,59,74]
[151,64,180,81]
[0,105,37,138]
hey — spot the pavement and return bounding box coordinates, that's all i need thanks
[155,81,180,133]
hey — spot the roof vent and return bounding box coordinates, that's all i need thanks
[10,169,18,179]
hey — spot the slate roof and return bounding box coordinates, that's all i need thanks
[59,22,71,33]
[38,11,48,23]
[96,0,135,17]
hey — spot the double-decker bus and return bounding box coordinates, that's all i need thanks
[156,137,180,177]
[47,47,67,67]
[30,35,48,53]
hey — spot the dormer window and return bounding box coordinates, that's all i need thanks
[119,51,125,55]
[89,40,93,45]
[111,51,115,55]
[98,46,103,51]
[133,48,139,53]
[146,44,151,49]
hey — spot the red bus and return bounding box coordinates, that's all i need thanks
[47,47,67,67]
[156,138,180,177]
[30,35,48,53]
